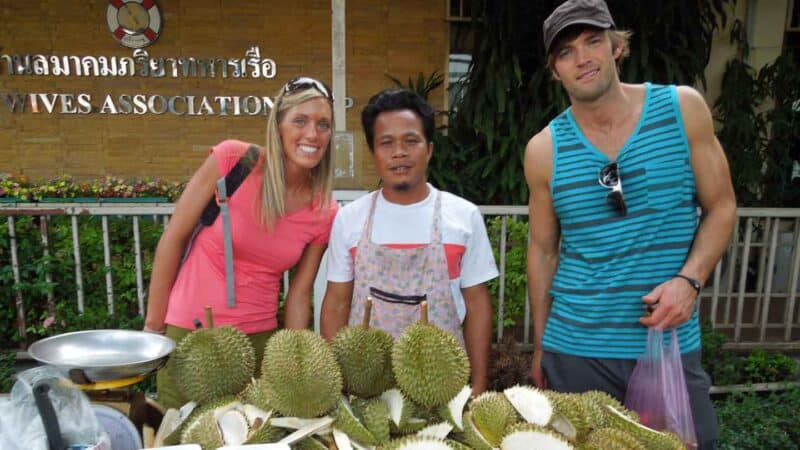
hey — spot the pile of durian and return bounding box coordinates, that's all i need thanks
[154,303,687,450]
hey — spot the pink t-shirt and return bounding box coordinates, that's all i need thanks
[165,139,338,333]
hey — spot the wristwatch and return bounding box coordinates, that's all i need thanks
[675,274,702,294]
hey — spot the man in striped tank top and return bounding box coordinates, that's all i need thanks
[523,1,736,448]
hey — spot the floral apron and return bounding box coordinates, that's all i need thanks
[348,190,464,346]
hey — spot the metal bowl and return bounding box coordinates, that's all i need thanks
[27,329,175,383]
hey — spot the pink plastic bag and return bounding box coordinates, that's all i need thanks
[625,328,697,448]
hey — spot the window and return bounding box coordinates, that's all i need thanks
[785,0,800,60]
[447,0,474,111]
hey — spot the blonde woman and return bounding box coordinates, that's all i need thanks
[144,77,338,408]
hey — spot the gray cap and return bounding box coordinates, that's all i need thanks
[543,0,616,55]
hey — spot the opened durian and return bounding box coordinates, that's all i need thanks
[582,427,646,450]
[581,390,639,424]
[259,329,343,418]
[438,385,471,432]
[378,435,454,450]
[168,309,255,404]
[391,302,470,409]
[500,423,574,450]
[467,391,519,447]
[333,298,396,397]
[604,405,685,450]
[361,396,392,444]
[334,396,379,446]
[504,385,574,438]
[179,400,275,449]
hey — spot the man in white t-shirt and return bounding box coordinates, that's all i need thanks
[320,89,498,394]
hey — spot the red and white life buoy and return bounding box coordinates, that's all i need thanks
[106,0,163,49]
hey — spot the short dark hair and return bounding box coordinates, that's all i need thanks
[361,89,435,152]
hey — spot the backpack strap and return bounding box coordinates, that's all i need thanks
[200,144,260,226]
[216,177,236,308]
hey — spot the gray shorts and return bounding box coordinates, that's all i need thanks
[542,350,718,450]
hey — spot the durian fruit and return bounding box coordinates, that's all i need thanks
[500,423,574,450]
[179,399,283,449]
[417,422,454,440]
[241,404,285,444]
[468,391,519,447]
[160,401,197,446]
[333,298,396,397]
[238,377,273,412]
[168,397,232,446]
[445,438,473,450]
[168,311,255,404]
[378,435,454,450]
[180,405,224,450]
[381,389,429,435]
[503,385,574,438]
[259,329,343,418]
[547,392,592,441]
[362,396,392,444]
[438,385,471,432]
[215,407,250,445]
[582,427,646,450]
[391,302,470,409]
[581,390,639,423]
[293,436,330,450]
[333,396,378,446]
[604,406,685,450]
[461,411,494,450]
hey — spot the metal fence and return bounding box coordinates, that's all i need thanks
[2,199,799,351]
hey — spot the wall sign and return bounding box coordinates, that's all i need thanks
[107,0,163,49]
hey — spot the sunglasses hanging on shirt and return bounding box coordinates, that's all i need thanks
[598,162,627,216]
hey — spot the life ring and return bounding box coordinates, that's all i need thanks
[106,0,163,49]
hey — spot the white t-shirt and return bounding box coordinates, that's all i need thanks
[326,184,499,321]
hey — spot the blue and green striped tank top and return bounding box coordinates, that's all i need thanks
[544,83,701,359]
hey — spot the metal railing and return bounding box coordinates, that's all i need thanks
[2,199,799,351]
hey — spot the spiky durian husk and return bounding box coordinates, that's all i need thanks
[468,391,519,446]
[259,329,342,418]
[293,436,329,450]
[238,377,273,412]
[604,406,684,450]
[392,323,470,409]
[333,325,396,397]
[180,407,224,450]
[165,396,233,446]
[362,397,392,444]
[245,419,285,444]
[378,435,454,450]
[580,390,639,422]
[461,411,494,450]
[547,392,592,441]
[445,438,473,450]
[500,423,573,450]
[334,397,378,445]
[169,326,255,404]
[438,385,471,431]
[582,427,646,450]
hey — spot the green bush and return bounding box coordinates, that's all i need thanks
[0,351,15,393]
[0,215,163,348]
[715,388,800,450]
[701,321,798,385]
[486,216,528,331]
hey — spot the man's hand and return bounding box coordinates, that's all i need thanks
[528,350,548,389]
[639,277,698,329]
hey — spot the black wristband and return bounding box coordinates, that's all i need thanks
[675,274,701,293]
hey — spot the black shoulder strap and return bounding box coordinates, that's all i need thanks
[199,144,260,225]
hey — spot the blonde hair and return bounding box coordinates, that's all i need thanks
[547,29,632,72]
[259,86,334,227]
